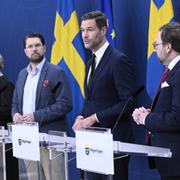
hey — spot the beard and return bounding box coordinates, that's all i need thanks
[29,53,44,63]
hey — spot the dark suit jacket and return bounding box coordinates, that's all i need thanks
[12,60,72,133]
[145,60,180,176]
[0,75,18,180]
[0,75,14,127]
[82,45,136,142]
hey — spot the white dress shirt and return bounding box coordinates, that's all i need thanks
[22,58,45,115]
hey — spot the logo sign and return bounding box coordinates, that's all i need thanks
[12,122,40,161]
[76,129,114,175]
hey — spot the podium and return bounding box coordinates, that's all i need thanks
[0,126,8,180]
[0,126,18,180]
[10,122,68,180]
[75,127,172,176]
[2,123,172,180]
[42,128,171,178]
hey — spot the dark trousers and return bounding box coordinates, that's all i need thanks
[6,144,19,180]
[161,176,180,180]
[83,155,129,180]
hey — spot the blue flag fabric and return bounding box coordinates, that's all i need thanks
[146,0,174,99]
[95,0,116,47]
[51,0,86,135]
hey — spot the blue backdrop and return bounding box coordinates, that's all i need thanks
[0,0,180,180]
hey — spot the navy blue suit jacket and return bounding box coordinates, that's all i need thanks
[145,60,180,176]
[82,45,136,142]
[12,60,72,133]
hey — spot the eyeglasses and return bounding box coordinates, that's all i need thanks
[26,43,43,50]
[153,42,164,49]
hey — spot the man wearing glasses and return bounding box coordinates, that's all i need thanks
[133,22,180,180]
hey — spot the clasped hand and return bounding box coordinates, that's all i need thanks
[132,107,150,125]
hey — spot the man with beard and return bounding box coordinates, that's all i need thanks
[12,32,72,180]
[132,22,180,180]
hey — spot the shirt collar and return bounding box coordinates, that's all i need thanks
[93,41,109,65]
[168,55,180,70]
[27,57,46,75]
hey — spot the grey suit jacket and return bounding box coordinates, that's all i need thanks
[12,60,72,133]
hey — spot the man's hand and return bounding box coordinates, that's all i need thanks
[72,114,98,131]
[132,107,150,125]
[22,113,35,122]
[81,114,97,128]
[72,116,84,131]
[13,113,24,123]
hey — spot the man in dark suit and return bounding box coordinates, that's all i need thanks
[12,32,72,180]
[132,22,180,180]
[73,11,136,180]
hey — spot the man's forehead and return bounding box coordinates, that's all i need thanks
[81,19,96,25]
[155,31,162,40]
[26,37,41,43]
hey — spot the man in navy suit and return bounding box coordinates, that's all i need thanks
[12,32,72,180]
[132,22,180,180]
[73,11,136,180]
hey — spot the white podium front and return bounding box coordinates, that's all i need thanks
[76,128,114,175]
[3,123,172,180]
[43,129,172,179]
[74,127,172,176]
[10,122,69,180]
[10,122,41,180]
[12,122,40,161]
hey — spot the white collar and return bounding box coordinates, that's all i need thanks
[168,55,180,70]
[93,41,109,67]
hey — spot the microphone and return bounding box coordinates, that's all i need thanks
[132,85,144,98]
[112,86,144,133]
[40,81,61,128]
[51,81,61,94]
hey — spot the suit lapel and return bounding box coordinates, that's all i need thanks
[151,60,180,111]
[20,71,28,113]
[85,45,112,99]
[35,61,48,108]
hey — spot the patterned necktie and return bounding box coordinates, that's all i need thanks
[88,54,96,84]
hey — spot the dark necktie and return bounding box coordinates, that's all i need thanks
[146,67,170,144]
[88,54,96,84]
[160,67,170,84]
[151,67,170,109]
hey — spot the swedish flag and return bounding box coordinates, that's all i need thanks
[96,0,116,47]
[146,0,174,99]
[51,0,85,134]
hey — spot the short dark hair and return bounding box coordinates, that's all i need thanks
[81,11,107,29]
[160,22,180,53]
[23,32,45,48]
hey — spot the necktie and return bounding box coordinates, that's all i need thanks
[160,67,170,84]
[146,67,170,144]
[88,54,96,84]
[151,67,170,108]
